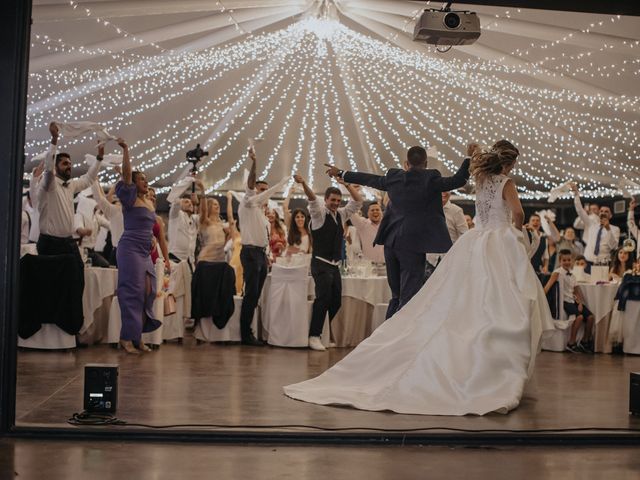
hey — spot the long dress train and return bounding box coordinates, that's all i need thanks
[283,175,554,415]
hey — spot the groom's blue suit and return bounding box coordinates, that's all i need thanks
[343,158,470,318]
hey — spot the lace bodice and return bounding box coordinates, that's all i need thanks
[475,174,512,229]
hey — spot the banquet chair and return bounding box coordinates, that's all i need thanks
[262,263,311,347]
[541,281,581,352]
[194,295,258,342]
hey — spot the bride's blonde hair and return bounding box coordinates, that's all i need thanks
[470,140,519,186]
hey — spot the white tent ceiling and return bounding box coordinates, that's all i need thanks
[27,0,640,198]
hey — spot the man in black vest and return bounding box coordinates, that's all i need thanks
[325,144,472,319]
[293,174,363,351]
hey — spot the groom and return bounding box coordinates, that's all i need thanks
[326,144,473,319]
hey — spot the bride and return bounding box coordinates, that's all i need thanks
[283,140,554,416]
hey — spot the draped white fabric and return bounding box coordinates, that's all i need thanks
[622,301,640,354]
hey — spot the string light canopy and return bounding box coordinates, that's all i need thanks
[26,0,640,199]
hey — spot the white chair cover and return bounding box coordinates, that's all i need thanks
[263,263,310,347]
[194,296,258,342]
[608,300,624,345]
[142,260,166,345]
[17,324,76,350]
[107,296,121,344]
[622,301,640,354]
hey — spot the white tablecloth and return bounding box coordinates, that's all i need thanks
[577,283,620,354]
[341,276,391,305]
[577,284,619,323]
[81,267,118,334]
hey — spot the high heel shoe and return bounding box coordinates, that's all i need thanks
[137,343,152,352]
[120,340,140,354]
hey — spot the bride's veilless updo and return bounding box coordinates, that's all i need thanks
[470,140,520,185]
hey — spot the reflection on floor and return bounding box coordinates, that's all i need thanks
[2,439,640,479]
[15,337,640,432]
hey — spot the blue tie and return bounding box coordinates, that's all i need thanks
[594,226,604,256]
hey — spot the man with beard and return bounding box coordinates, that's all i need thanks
[350,201,385,264]
[36,122,103,257]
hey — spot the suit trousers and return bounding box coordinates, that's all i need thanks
[384,246,426,319]
[239,245,268,339]
[309,258,342,337]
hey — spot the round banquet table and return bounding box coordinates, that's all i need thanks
[577,283,619,353]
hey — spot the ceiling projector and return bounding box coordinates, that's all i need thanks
[413,8,481,46]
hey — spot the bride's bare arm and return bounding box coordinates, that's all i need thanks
[502,179,524,230]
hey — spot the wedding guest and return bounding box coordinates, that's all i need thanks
[609,248,633,282]
[36,122,102,257]
[283,190,312,255]
[115,138,161,354]
[73,198,111,267]
[286,208,312,255]
[147,187,170,272]
[27,162,44,243]
[464,214,475,229]
[293,174,362,351]
[267,209,287,261]
[426,191,469,279]
[237,148,288,346]
[226,191,244,295]
[91,181,123,266]
[198,197,230,263]
[168,178,203,266]
[573,202,600,242]
[544,249,595,353]
[343,220,362,265]
[572,254,591,283]
[546,216,585,267]
[628,198,640,259]
[571,183,620,268]
[350,202,385,263]
[526,214,549,274]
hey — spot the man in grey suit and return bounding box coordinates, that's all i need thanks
[326,144,475,318]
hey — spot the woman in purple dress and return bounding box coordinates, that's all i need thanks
[115,138,160,354]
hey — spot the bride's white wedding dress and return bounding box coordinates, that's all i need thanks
[283,174,555,415]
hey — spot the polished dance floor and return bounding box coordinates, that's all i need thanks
[15,336,640,435]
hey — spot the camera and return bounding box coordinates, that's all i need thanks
[186,144,209,163]
[443,12,461,29]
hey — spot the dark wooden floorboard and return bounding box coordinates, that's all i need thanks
[14,337,640,432]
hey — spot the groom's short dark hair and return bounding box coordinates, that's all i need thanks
[407,146,427,167]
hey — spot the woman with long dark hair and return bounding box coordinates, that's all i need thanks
[286,208,312,255]
[115,138,161,354]
[610,248,634,281]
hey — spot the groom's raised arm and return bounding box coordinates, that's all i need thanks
[342,171,389,191]
[431,157,471,193]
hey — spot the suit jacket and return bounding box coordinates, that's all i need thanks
[191,261,236,328]
[343,159,470,254]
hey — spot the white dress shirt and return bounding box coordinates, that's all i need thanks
[21,210,30,244]
[238,177,289,248]
[91,182,124,247]
[443,200,468,243]
[36,143,101,238]
[168,203,199,262]
[308,196,362,265]
[574,195,620,263]
[28,174,41,242]
[554,267,577,304]
[350,213,384,263]
[74,210,110,250]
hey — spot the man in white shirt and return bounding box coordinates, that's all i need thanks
[74,198,111,267]
[168,178,203,266]
[571,183,620,267]
[91,181,123,266]
[442,192,468,243]
[36,122,103,257]
[350,202,385,264]
[293,174,362,351]
[425,192,469,280]
[238,148,289,346]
